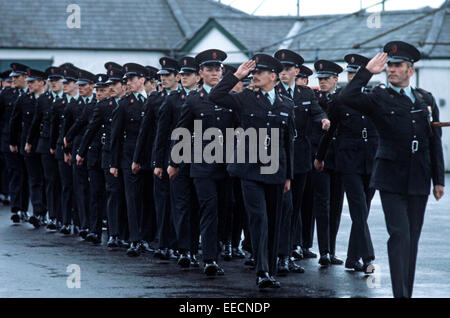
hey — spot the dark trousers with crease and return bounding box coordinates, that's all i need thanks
[122,168,143,243]
[224,177,245,248]
[58,159,75,226]
[311,168,344,256]
[24,154,46,216]
[279,173,308,256]
[343,173,375,262]
[380,191,428,298]
[5,152,29,213]
[104,169,127,238]
[301,171,315,250]
[171,172,200,254]
[88,166,106,235]
[72,162,90,229]
[241,179,283,276]
[0,152,9,196]
[141,170,156,243]
[154,173,177,249]
[41,153,61,220]
[193,177,231,262]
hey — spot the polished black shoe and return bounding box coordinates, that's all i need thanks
[292,245,304,260]
[153,248,163,258]
[204,261,219,276]
[60,225,71,235]
[330,254,344,265]
[277,256,290,275]
[90,233,101,245]
[168,249,178,260]
[217,265,225,276]
[107,236,119,248]
[10,213,20,223]
[138,241,154,253]
[190,254,199,267]
[363,261,375,274]
[85,232,96,242]
[28,215,40,229]
[126,242,140,257]
[319,254,331,267]
[73,225,80,235]
[19,211,29,222]
[345,259,364,271]
[56,221,63,231]
[38,215,47,226]
[79,229,89,240]
[256,272,273,289]
[244,254,255,267]
[288,258,305,273]
[223,242,232,261]
[117,239,130,249]
[46,219,57,231]
[159,248,170,260]
[269,276,281,288]
[302,248,317,259]
[177,253,191,268]
[232,247,245,259]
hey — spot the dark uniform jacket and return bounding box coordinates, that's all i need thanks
[0,87,20,153]
[9,90,40,156]
[209,72,295,184]
[316,92,379,175]
[133,90,167,171]
[111,93,146,169]
[277,83,327,174]
[28,91,66,154]
[64,95,97,166]
[174,85,235,180]
[340,67,445,195]
[50,95,77,160]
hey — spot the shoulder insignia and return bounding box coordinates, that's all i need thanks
[131,99,134,104]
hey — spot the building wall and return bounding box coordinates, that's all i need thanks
[0,49,164,73]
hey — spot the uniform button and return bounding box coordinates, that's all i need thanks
[214,105,218,109]
[414,135,417,138]
[412,120,416,123]
[268,111,272,115]
[266,123,270,126]
[364,139,368,142]
[217,117,220,121]
[391,111,395,114]
[362,116,365,119]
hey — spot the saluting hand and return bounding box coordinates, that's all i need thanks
[234,60,256,80]
[434,185,444,201]
[366,53,388,74]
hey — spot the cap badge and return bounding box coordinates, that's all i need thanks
[351,57,355,63]
[51,68,55,74]
[64,70,67,76]
[109,101,113,106]
[98,76,102,82]
[212,51,217,60]
[125,66,128,72]
[319,64,323,70]
[255,57,259,64]
[162,60,166,66]
[12,64,16,71]
[392,44,398,54]
[184,59,187,66]
[131,99,134,103]
[281,52,286,59]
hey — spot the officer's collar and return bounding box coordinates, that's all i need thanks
[133,89,147,100]
[281,81,296,94]
[51,90,64,99]
[82,94,94,104]
[202,84,213,94]
[67,93,79,102]
[389,83,413,95]
[183,87,192,95]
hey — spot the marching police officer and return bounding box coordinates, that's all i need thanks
[312,60,345,266]
[274,49,329,274]
[26,66,65,231]
[0,67,29,222]
[110,63,148,256]
[315,54,378,273]
[51,64,80,234]
[170,49,232,276]
[340,41,445,298]
[210,54,295,288]
[64,69,96,239]
[10,65,47,228]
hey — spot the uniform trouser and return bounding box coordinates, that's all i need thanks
[379,191,428,298]
[343,173,375,262]
[72,162,90,229]
[58,159,74,225]
[171,172,200,253]
[311,168,344,256]
[154,173,177,249]
[104,169,127,238]
[122,168,143,243]
[141,170,156,242]
[279,173,308,256]
[5,152,29,212]
[241,179,284,276]
[224,177,245,248]
[88,166,106,235]
[301,171,315,249]
[242,210,252,253]
[41,153,61,220]
[193,177,231,262]
[0,152,9,196]
[23,154,46,216]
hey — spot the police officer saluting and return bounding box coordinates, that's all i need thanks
[339,41,445,298]
[210,55,295,289]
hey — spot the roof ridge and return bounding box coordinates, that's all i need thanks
[204,0,248,16]
[165,0,193,38]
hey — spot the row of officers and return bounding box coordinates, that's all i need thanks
[0,41,444,297]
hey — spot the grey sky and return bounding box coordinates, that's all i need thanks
[217,0,445,16]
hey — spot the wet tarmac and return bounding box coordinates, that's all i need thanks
[1,175,449,298]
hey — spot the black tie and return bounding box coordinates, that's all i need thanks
[265,93,271,104]
[287,87,293,98]
[400,89,407,97]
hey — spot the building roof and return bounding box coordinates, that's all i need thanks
[0,0,246,51]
